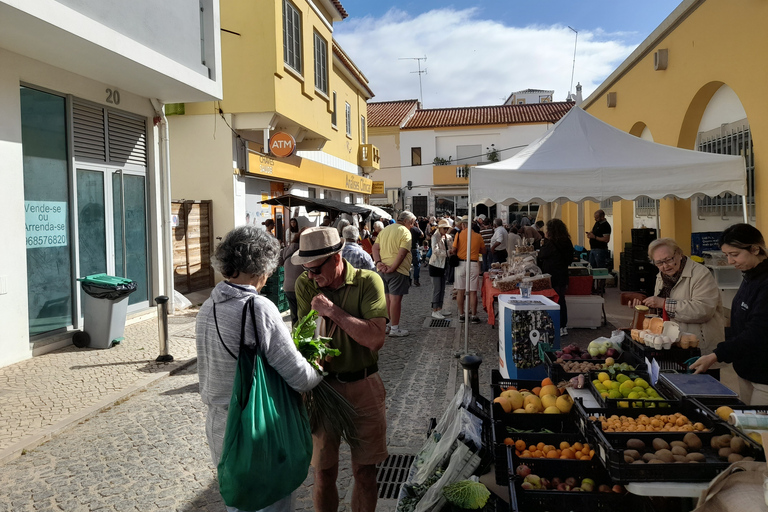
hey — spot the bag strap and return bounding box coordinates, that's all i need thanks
[213,302,238,360]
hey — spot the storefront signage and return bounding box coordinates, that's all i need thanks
[248,152,373,194]
[25,201,68,248]
[345,174,372,194]
[371,181,385,195]
[269,132,296,158]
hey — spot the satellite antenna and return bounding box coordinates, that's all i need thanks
[567,27,578,100]
[399,56,427,105]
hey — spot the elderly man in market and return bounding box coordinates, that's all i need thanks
[372,211,416,337]
[342,225,376,271]
[490,218,509,265]
[294,227,389,512]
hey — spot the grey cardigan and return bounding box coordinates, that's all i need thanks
[195,281,321,466]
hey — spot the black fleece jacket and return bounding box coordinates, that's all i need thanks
[713,259,768,385]
[537,238,574,289]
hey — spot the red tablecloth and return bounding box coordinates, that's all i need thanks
[482,273,559,326]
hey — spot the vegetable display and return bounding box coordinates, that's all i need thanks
[292,310,358,446]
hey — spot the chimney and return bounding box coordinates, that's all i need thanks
[575,83,583,106]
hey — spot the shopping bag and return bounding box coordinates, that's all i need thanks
[218,298,313,510]
[693,460,767,512]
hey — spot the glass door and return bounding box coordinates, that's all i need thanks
[112,171,149,306]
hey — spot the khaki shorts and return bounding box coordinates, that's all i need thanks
[312,372,388,469]
[454,260,481,292]
[380,271,410,296]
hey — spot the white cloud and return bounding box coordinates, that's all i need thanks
[334,8,639,108]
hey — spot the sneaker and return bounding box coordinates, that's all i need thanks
[389,328,409,337]
[440,310,452,316]
[432,311,446,320]
[471,316,481,324]
[560,327,568,337]
[459,314,466,323]
[385,325,391,334]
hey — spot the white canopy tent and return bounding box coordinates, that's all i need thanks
[458,106,746,354]
[473,106,746,207]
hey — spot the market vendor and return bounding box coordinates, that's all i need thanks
[691,224,768,405]
[630,238,725,379]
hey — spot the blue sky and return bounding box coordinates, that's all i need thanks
[333,0,682,108]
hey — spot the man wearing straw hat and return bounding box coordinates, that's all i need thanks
[293,227,389,512]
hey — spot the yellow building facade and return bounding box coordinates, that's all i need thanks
[576,0,767,257]
[169,0,376,275]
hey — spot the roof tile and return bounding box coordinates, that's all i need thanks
[403,102,574,129]
[367,100,420,128]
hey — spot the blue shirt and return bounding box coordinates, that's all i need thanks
[342,242,376,271]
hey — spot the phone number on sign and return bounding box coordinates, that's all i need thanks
[27,235,66,246]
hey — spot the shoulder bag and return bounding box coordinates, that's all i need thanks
[216,297,313,510]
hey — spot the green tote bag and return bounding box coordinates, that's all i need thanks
[217,297,313,510]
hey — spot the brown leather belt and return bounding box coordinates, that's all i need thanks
[329,363,378,383]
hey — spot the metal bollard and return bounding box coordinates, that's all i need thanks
[155,296,174,363]
[460,354,482,396]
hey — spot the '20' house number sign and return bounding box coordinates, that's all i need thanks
[106,88,121,105]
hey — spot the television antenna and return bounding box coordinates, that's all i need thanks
[399,56,427,105]
[567,26,578,99]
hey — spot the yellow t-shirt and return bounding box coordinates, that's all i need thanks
[374,223,412,275]
[453,228,485,261]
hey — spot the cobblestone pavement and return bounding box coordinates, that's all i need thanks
[0,271,635,511]
[0,310,200,464]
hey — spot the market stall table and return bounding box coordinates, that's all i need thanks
[482,272,558,326]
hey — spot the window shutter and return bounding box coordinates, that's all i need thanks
[73,101,106,162]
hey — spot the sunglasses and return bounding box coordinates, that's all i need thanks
[302,256,331,275]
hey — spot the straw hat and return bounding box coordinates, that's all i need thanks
[290,227,345,265]
[458,215,469,224]
[437,219,451,229]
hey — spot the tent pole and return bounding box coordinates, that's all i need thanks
[742,195,749,224]
[655,200,660,236]
[464,171,472,354]
[577,201,585,247]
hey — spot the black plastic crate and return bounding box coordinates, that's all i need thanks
[621,333,701,371]
[505,446,655,512]
[585,369,679,409]
[686,399,767,457]
[490,370,579,433]
[542,350,644,383]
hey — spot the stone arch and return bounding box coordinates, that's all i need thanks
[677,81,725,149]
[629,121,646,137]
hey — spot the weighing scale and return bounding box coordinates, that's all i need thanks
[657,372,739,400]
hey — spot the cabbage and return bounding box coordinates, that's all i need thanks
[441,480,490,509]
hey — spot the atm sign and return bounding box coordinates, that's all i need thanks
[269,132,296,158]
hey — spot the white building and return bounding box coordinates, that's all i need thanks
[367,101,573,221]
[0,0,223,368]
[504,89,554,105]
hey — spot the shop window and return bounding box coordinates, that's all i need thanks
[412,196,428,218]
[282,0,302,74]
[345,102,351,137]
[308,187,317,198]
[21,87,73,336]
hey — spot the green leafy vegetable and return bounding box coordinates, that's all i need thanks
[441,480,490,509]
[292,310,341,373]
[292,310,357,447]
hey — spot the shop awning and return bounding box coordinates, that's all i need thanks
[258,193,371,216]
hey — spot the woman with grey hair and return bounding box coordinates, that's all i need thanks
[196,225,322,512]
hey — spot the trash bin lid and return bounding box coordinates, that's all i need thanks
[77,273,134,288]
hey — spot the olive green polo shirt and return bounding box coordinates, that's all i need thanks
[295,261,388,373]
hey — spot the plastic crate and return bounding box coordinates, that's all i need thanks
[505,446,655,512]
[490,370,580,434]
[621,333,701,371]
[542,350,644,384]
[585,369,679,409]
[686,399,767,457]
[572,398,758,483]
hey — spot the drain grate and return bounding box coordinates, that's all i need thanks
[376,453,415,499]
[422,317,453,328]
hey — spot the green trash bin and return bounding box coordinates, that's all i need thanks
[74,274,137,349]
